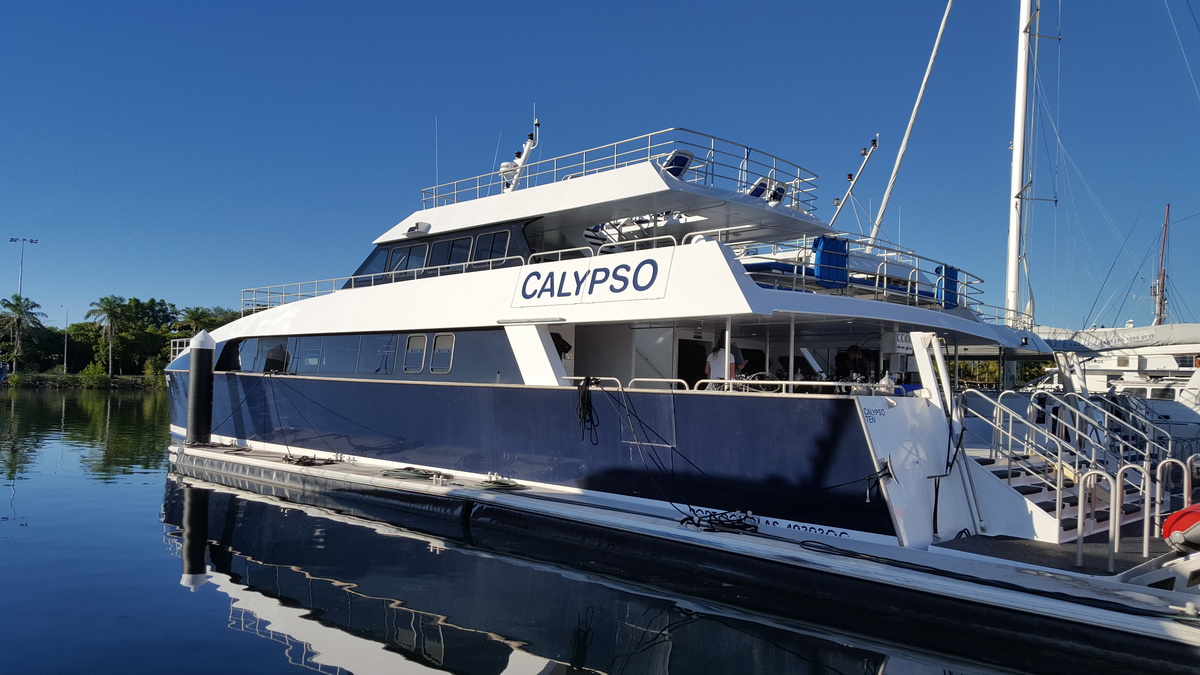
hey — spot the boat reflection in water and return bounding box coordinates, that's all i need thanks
[162,473,1009,675]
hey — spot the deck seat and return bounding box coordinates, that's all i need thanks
[660,150,694,178]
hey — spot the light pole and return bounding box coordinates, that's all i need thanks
[9,237,39,297]
[62,306,69,373]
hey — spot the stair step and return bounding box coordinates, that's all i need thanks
[1015,485,1044,496]
[992,469,1026,479]
[973,457,996,466]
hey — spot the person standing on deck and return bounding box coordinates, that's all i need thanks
[705,332,737,389]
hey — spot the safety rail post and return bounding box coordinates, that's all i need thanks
[1063,391,1168,465]
[1008,389,1133,476]
[961,388,1078,522]
[1156,458,1196,530]
[1114,464,1152,557]
[1077,469,1119,572]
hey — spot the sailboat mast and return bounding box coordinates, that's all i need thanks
[1005,0,1034,326]
[1153,204,1170,325]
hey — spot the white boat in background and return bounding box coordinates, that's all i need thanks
[1034,205,1200,444]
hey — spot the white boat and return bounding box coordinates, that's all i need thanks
[164,3,1200,664]
[1033,206,1200,446]
[164,121,1200,665]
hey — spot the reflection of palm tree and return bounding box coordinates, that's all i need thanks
[86,295,126,376]
[1,294,47,373]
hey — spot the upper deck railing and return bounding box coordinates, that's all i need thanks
[240,231,1011,322]
[420,128,820,213]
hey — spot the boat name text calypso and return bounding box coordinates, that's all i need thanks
[512,252,674,307]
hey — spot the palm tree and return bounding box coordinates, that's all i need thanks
[0,294,47,374]
[86,295,126,376]
[174,306,215,336]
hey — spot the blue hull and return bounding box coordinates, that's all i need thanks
[168,371,894,536]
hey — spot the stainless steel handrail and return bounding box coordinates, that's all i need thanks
[420,128,820,212]
[627,378,690,390]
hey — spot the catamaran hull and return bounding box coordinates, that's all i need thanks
[167,371,899,537]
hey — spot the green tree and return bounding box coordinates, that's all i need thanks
[67,322,101,373]
[174,306,215,335]
[0,294,47,374]
[209,306,241,328]
[86,295,125,376]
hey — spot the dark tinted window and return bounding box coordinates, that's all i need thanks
[352,247,390,276]
[235,339,259,371]
[321,335,361,374]
[292,337,322,373]
[404,334,427,373]
[258,337,291,373]
[474,231,510,261]
[430,334,454,374]
[389,244,428,271]
[358,334,397,376]
[429,237,472,267]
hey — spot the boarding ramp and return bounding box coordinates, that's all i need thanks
[956,388,1199,558]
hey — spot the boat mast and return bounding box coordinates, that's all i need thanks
[868,0,953,247]
[1005,0,1035,327]
[1152,204,1170,325]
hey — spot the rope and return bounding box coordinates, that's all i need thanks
[820,465,893,500]
[576,376,599,444]
[207,372,266,434]
[680,509,759,533]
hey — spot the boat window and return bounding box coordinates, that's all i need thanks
[1151,388,1176,400]
[216,339,246,371]
[389,244,428,271]
[429,237,472,267]
[449,237,472,263]
[474,231,510,261]
[351,246,389,277]
[358,334,397,376]
[404,334,427,373]
[430,334,455,374]
[258,337,291,373]
[292,336,322,373]
[320,335,361,374]
[1124,388,1147,398]
[1116,357,1130,367]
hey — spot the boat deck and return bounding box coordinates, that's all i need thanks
[935,526,1171,577]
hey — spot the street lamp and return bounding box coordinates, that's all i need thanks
[9,237,39,297]
[62,305,69,373]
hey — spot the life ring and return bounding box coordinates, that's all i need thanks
[1162,504,1200,554]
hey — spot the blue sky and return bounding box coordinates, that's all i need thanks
[2,1,1198,331]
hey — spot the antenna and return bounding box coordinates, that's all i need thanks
[499,116,541,193]
[828,136,879,229]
